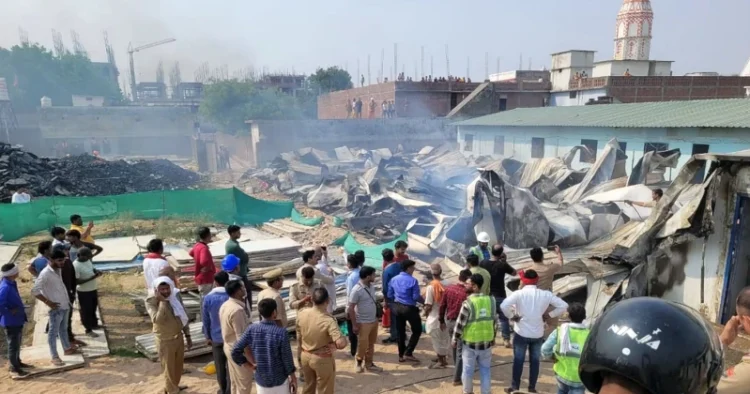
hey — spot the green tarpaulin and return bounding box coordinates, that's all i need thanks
[333,232,408,270]
[0,187,306,242]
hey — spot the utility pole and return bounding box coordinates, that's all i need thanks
[484,52,490,79]
[393,43,398,81]
[380,48,385,82]
[445,45,450,77]
[357,58,360,86]
[528,58,532,70]
[420,46,425,79]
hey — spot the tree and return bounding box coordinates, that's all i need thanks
[308,66,353,93]
[0,43,122,111]
[199,79,303,134]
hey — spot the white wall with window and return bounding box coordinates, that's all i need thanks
[457,125,750,181]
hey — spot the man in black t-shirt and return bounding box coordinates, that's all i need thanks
[479,244,516,348]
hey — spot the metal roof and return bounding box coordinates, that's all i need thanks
[454,98,750,129]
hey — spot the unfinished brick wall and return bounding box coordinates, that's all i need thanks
[608,76,750,103]
[317,83,397,119]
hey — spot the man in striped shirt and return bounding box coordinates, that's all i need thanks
[232,298,298,394]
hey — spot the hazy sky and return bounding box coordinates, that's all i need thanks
[1,0,748,90]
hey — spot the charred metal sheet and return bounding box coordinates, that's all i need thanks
[628,148,681,186]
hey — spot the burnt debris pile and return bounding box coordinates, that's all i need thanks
[0,143,200,198]
[240,140,680,250]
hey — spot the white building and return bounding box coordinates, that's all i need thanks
[72,95,106,107]
[455,98,750,184]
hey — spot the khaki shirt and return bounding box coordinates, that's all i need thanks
[523,262,562,292]
[469,266,492,295]
[289,279,323,310]
[296,306,343,353]
[257,287,287,327]
[219,298,249,348]
[146,297,184,341]
[718,354,750,393]
[296,264,334,286]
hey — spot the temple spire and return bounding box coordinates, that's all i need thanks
[613,0,654,61]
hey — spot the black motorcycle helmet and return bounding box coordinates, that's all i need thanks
[579,297,723,394]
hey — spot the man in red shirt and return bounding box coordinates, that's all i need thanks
[393,240,409,263]
[439,269,471,386]
[190,227,215,302]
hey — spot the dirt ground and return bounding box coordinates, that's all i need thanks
[0,324,559,394]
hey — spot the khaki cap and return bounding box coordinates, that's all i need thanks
[262,267,283,280]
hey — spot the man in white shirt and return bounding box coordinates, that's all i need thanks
[315,246,337,314]
[501,269,567,394]
[11,188,30,204]
[142,239,176,320]
[31,249,77,366]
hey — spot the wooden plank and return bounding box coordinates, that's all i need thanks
[70,302,109,359]
[13,345,84,380]
[0,242,21,265]
[32,299,110,359]
[135,289,383,362]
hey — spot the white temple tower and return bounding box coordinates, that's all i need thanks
[613,0,654,61]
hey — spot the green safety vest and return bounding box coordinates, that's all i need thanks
[552,325,590,383]
[462,295,496,344]
[469,246,488,260]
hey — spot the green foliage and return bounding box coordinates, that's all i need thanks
[308,66,353,93]
[199,79,304,134]
[0,43,123,111]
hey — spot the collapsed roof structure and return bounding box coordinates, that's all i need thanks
[242,137,750,322]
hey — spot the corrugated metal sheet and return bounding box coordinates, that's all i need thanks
[454,98,750,129]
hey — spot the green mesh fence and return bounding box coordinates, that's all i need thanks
[290,208,324,226]
[0,187,295,242]
[333,232,408,270]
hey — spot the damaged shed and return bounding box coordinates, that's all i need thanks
[455,98,750,184]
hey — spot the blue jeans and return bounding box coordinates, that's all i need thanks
[557,378,586,394]
[5,326,23,371]
[48,308,71,359]
[495,298,511,340]
[511,334,543,391]
[387,300,399,341]
[462,346,492,394]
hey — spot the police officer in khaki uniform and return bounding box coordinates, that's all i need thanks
[296,288,347,394]
[718,286,750,393]
[257,267,288,328]
[290,266,324,383]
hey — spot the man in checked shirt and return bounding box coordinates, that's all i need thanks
[439,269,471,386]
[451,274,497,394]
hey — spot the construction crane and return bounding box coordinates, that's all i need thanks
[128,38,176,101]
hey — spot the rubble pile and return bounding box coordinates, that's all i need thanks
[0,143,200,198]
[241,139,680,253]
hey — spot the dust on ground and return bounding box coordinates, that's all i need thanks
[0,325,559,394]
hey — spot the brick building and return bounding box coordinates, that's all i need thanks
[317,79,550,119]
[551,75,750,106]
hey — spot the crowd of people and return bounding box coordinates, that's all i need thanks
[0,221,738,394]
[0,214,105,377]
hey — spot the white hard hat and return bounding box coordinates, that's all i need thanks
[477,232,490,243]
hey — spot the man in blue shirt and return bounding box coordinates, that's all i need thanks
[232,298,298,394]
[202,271,231,394]
[345,253,363,357]
[1,263,30,378]
[387,259,424,363]
[381,248,402,344]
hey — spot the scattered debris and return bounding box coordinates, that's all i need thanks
[0,142,201,199]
